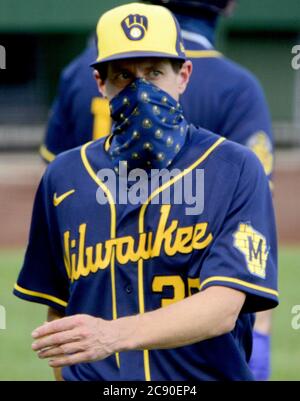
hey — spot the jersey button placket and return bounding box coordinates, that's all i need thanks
[124,284,132,294]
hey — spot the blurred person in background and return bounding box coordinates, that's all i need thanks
[41,0,274,380]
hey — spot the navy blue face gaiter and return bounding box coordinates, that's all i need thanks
[108,78,188,172]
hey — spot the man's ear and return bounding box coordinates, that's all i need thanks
[93,70,106,97]
[178,60,193,95]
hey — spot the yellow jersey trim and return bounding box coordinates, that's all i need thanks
[53,189,75,207]
[80,141,120,368]
[200,276,279,297]
[104,135,113,152]
[138,136,226,381]
[40,145,56,163]
[185,50,223,58]
[14,283,68,307]
[140,137,225,214]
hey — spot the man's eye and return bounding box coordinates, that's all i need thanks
[116,72,131,80]
[149,70,162,78]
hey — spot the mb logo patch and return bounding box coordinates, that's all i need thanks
[121,14,148,41]
[233,223,269,279]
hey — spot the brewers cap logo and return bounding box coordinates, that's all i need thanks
[121,14,148,41]
[91,3,186,68]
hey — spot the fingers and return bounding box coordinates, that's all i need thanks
[32,315,84,339]
[48,351,94,368]
[37,340,86,359]
[32,328,81,352]
[31,314,111,367]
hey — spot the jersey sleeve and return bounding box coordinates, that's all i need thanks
[222,72,274,182]
[41,69,76,162]
[13,171,70,312]
[199,149,278,313]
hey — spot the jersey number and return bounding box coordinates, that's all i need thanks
[152,275,200,307]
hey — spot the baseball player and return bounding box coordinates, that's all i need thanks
[146,0,275,382]
[41,1,273,186]
[15,3,278,381]
[41,0,274,380]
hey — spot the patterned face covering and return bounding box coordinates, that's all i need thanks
[108,78,188,173]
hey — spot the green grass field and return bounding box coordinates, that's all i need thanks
[0,247,299,381]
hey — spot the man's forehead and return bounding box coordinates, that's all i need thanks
[109,58,170,71]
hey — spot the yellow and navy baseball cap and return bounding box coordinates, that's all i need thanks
[91,2,186,67]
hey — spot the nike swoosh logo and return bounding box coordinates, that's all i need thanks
[53,189,75,207]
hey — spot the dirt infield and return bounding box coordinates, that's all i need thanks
[0,151,299,248]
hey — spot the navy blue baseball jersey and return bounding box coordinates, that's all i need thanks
[42,34,274,181]
[15,126,278,381]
